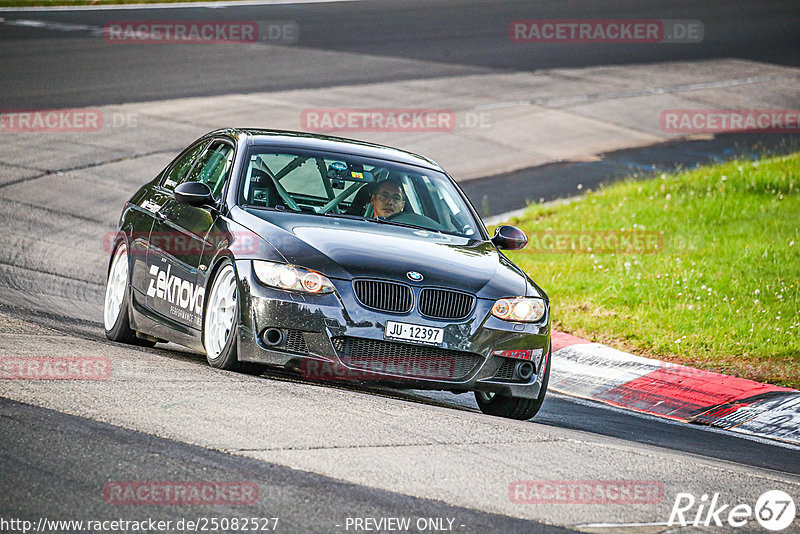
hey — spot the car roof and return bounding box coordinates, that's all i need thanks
[210,128,444,172]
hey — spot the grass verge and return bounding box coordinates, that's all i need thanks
[498,152,800,388]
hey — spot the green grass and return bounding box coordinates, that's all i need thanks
[498,152,800,388]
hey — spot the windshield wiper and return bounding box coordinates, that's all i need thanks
[321,212,369,221]
[244,204,301,213]
[289,209,446,235]
[370,217,444,234]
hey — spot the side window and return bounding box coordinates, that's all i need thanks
[184,141,235,200]
[161,141,208,191]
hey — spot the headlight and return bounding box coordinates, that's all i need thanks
[252,261,334,294]
[491,297,547,323]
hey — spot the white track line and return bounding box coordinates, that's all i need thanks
[0,0,367,12]
[2,17,103,33]
[482,196,583,226]
[577,521,671,528]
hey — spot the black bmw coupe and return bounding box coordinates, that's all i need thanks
[104,129,551,419]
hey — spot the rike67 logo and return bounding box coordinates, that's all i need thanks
[669,490,795,531]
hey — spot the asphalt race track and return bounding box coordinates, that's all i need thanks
[1,1,799,532]
[1,0,799,108]
[1,397,569,533]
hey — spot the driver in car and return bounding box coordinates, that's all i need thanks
[370,178,406,218]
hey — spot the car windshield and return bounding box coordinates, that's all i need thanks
[238,148,482,238]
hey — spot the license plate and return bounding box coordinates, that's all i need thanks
[384,321,444,345]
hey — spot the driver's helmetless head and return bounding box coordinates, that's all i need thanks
[370,179,405,218]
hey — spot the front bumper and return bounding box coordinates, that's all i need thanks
[235,260,550,399]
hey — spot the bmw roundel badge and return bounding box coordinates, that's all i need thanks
[406,271,423,282]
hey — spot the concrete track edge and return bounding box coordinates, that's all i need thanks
[549,331,800,445]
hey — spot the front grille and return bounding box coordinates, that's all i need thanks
[353,280,413,313]
[494,358,517,380]
[418,288,475,320]
[284,329,309,354]
[332,336,482,381]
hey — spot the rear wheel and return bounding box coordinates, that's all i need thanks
[474,349,551,420]
[103,241,155,347]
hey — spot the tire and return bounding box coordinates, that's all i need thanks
[474,348,551,420]
[103,241,155,347]
[203,260,242,370]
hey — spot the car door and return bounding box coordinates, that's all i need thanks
[131,140,209,306]
[145,139,236,331]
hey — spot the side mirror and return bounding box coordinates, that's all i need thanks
[174,181,215,207]
[491,225,528,250]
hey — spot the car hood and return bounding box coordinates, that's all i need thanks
[235,207,537,298]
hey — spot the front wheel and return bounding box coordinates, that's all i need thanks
[203,261,240,370]
[474,349,551,420]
